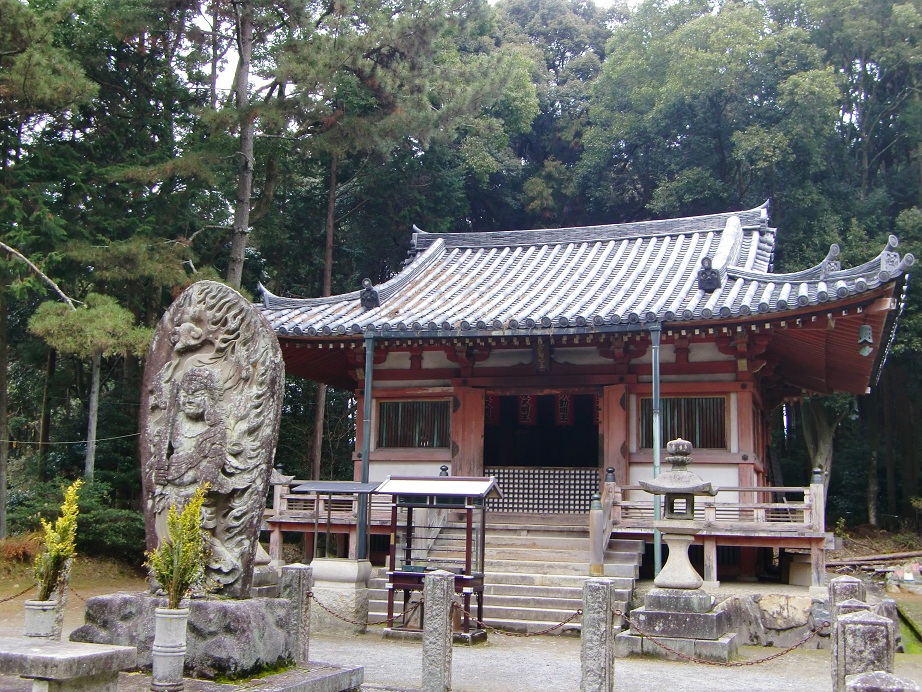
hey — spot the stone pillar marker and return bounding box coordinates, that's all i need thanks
[833,610,896,692]
[829,575,867,614]
[281,564,313,665]
[422,570,453,692]
[581,578,617,692]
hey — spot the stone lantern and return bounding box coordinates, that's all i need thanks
[639,437,717,589]
[616,438,738,662]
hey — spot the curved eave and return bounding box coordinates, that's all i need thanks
[276,284,898,394]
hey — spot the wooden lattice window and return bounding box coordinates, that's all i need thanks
[377,400,451,448]
[640,396,727,449]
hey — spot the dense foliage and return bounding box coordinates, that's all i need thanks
[2,0,922,556]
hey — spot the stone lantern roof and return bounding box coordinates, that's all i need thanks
[639,438,718,498]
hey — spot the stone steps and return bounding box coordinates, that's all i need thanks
[368,520,645,634]
[485,559,638,578]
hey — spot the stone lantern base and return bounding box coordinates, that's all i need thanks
[615,585,738,662]
[616,526,737,662]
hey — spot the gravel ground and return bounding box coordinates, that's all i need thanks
[309,628,922,692]
[1,625,921,691]
[2,573,922,692]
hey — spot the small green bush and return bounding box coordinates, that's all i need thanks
[35,479,81,601]
[146,485,210,609]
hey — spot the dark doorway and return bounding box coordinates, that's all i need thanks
[483,394,599,468]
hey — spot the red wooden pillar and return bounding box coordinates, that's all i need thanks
[602,385,629,485]
[736,389,757,506]
[451,387,485,476]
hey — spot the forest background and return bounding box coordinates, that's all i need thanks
[1,0,920,563]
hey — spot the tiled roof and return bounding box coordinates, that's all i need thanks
[258,202,914,337]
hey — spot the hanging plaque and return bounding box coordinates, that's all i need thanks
[518,395,537,425]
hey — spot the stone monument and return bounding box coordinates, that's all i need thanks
[140,280,285,598]
[616,438,738,662]
[71,283,367,688]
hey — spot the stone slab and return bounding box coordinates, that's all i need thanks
[0,663,364,692]
[641,633,695,659]
[0,636,137,680]
[694,633,739,662]
[614,631,738,663]
[381,628,487,645]
[70,593,294,679]
[613,631,643,658]
[222,662,363,692]
[629,606,730,640]
[643,588,714,613]
[251,585,282,598]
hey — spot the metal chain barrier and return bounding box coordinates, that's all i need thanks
[69,588,87,603]
[0,585,34,604]
[451,602,583,637]
[615,609,830,667]
[307,591,424,627]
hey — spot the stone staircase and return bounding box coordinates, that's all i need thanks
[368,515,644,634]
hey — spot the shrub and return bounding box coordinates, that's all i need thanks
[8,480,146,565]
[0,534,40,562]
[146,485,210,609]
[34,479,82,601]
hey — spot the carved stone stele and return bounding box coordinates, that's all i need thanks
[140,281,284,598]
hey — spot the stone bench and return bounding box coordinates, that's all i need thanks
[0,636,137,692]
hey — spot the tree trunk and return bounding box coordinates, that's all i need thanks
[322,155,336,298]
[226,0,254,290]
[311,385,327,480]
[865,392,879,527]
[84,350,102,481]
[0,272,8,538]
[801,398,847,492]
[883,368,897,517]
[901,398,920,515]
[310,155,338,480]
[38,348,56,480]
[210,5,220,110]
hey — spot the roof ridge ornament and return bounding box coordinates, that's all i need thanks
[360,278,380,310]
[880,235,901,281]
[697,256,721,294]
[822,244,841,278]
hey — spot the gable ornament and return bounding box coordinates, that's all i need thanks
[360,278,380,310]
[697,257,721,293]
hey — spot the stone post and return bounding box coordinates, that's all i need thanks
[581,578,617,692]
[829,576,866,615]
[874,598,903,653]
[422,570,454,692]
[832,610,896,692]
[281,564,313,665]
[835,598,872,621]
[846,671,921,691]
[309,558,372,635]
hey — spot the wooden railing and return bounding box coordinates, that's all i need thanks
[267,477,392,521]
[589,481,826,575]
